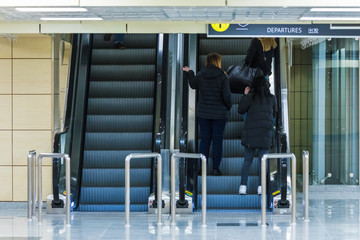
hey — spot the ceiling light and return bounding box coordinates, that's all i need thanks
[300,17,360,21]
[310,8,360,12]
[15,7,88,12]
[41,17,103,21]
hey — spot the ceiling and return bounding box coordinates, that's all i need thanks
[0,7,359,22]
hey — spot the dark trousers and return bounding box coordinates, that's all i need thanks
[198,117,227,169]
[241,147,269,186]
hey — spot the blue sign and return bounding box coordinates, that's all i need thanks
[207,24,360,38]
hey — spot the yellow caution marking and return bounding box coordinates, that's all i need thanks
[211,23,230,32]
[272,190,280,196]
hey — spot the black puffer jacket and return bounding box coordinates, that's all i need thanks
[238,93,277,149]
[187,65,232,119]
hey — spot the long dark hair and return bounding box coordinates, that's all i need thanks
[252,76,271,102]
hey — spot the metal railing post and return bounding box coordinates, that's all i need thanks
[261,153,296,226]
[31,152,36,219]
[124,153,162,227]
[37,153,71,226]
[27,151,36,220]
[303,150,309,221]
[171,153,206,227]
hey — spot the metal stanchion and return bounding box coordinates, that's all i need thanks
[27,150,36,220]
[171,153,207,227]
[303,150,309,221]
[261,153,296,226]
[37,153,71,226]
[125,153,162,227]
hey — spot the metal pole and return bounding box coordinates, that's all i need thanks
[171,154,176,224]
[124,153,162,227]
[303,151,309,221]
[37,155,43,224]
[291,153,296,225]
[65,155,71,227]
[32,152,36,218]
[261,153,297,226]
[125,154,131,227]
[200,154,206,227]
[157,155,162,225]
[170,153,206,226]
[261,155,267,227]
[27,152,32,220]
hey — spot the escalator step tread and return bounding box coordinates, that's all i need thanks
[87,98,154,115]
[199,39,252,55]
[86,115,153,132]
[84,132,152,150]
[204,157,259,175]
[198,175,260,194]
[90,65,155,82]
[83,150,152,168]
[82,168,151,187]
[89,81,154,98]
[78,204,148,212]
[197,194,261,209]
[91,49,156,65]
[80,186,150,204]
[92,34,156,49]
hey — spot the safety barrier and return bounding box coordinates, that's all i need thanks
[124,153,162,227]
[171,153,207,227]
[261,153,296,226]
[303,150,309,221]
[35,153,71,226]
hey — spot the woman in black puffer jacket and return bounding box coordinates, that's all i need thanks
[238,76,277,195]
[183,53,232,176]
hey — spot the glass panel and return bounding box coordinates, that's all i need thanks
[312,39,359,185]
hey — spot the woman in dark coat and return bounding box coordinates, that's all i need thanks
[183,53,232,176]
[238,76,277,194]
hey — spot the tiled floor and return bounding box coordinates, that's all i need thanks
[1,190,360,239]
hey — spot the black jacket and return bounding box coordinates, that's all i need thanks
[186,65,232,119]
[244,38,274,76]
[238,93,277,149]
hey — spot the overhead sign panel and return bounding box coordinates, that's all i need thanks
[208,24,360,38]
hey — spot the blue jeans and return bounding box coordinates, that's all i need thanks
[198,118,227,169]
[241,147,269,186]
[114,34,125,44]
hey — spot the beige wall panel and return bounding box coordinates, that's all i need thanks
[13,59,52,94]
[0,95,12,130]
[0,131,12,166]
[41,22,126,34]
[12,166,26,201]
[0,166,12,201]
[80,0,225,6]
[0,0,78,6]
[0,59,12,94]
[13,131,52,166]
[127,21,207,33]
[13,166,50,201]
[13,95,52,130]
[13,37,51,59]
[0,23,40,34]
[0,38,11,58]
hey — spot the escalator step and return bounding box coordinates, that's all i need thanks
[90,65,155,82]
[89,81,154,98]
[83,150,152,168]
[92,34,156,49]
[81,187,150,204]
[223,121,243,139]
[199,39,252,55]
[86,115,153,132]
[91,49,156,65]
[205,157,259,176]
[87,98,154,115]
[78,204,148,212]
[82,168,151,187]
[197,194,261,209]
[84,132,152,150]
[198,176,260,194]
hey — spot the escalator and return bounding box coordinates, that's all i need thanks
[56,34,163,211]
[194,36,281,210]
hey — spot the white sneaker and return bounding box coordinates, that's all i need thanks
[257,186,262,195]
[239,185,247,195]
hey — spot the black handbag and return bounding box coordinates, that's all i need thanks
[227,62,264,94]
